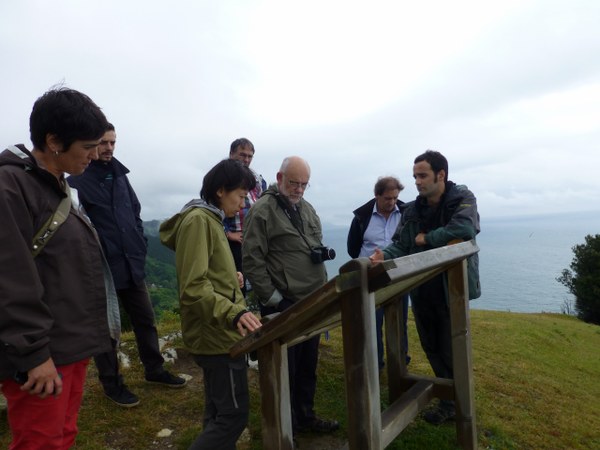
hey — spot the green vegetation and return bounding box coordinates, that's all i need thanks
[145,234,179,320]
[557,234,600,325]
[2,310,598,449]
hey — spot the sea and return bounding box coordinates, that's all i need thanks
[322,211,600,314]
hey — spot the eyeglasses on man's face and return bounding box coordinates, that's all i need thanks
[286,178,310,190]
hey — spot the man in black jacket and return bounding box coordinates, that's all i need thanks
[68,123,186,407]
[347,176,410,369]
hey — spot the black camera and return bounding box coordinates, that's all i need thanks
[310,246,336,264]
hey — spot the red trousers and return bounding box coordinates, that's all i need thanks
[1,359,89,450]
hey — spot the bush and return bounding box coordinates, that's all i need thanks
[557,234,600,325]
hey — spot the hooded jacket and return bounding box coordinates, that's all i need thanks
[382,181,481,301]
[242,184,328,305]
[67,157,147,289]
[159,200,248,355]
[0,145,112,379]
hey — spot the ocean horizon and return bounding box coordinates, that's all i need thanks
[322,211,600,314]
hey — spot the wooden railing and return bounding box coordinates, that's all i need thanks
[230,240,479,450]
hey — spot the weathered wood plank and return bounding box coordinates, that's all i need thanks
[380,380,435,448]
[448,260,478,450]
[231,241,480,358]
[340,380,435,450]
[257,342,294,450]
[340,259,381,450]
[384,295,408,402]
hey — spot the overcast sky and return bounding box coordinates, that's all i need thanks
[2,0,599,227]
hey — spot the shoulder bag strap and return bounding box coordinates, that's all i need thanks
[6,145,74,257]
[31,183,72,257]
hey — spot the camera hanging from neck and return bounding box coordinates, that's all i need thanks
[272,192,336,264]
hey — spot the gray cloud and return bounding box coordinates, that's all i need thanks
[1,0,599,228]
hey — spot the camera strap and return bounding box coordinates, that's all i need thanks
[273,192,320,252]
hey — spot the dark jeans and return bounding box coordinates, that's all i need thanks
[261,303,320,427]
[189,354,249,450]
[95,281,164,388]
[375,294,410,369]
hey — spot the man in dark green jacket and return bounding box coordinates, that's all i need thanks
[243,156,339,435]
[371,150,480,425]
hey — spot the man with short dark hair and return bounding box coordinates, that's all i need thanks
[243,156,339,434]
[347,176,410,369]
[68,123,186,408]
[224,138,267,295]
[371,150,480,425]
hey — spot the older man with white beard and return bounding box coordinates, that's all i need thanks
[242,156,339,435]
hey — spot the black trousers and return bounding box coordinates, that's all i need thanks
[288,334,320,427]
[94,281,164,388]
[411,290,453,381]
[189,354,249,450]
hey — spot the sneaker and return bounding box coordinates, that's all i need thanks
[296,417,340,433]
[104,384,140,408]
[423,404,455,425]
[145,370,187,388]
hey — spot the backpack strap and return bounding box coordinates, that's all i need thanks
[6,145,73,257]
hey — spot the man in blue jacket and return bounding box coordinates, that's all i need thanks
[371,150,480,425]
[68,123,186,407]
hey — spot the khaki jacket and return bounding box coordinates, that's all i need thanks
[242,185,328,305]
[160,201,247,355]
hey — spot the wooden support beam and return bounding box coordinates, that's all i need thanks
[448,260,478,450]
[340,259,382,450]
[399,373,454,400]
[384,294,408,402]
[340,380,435,450]
[257,341,294,450]
[381,380,435,448]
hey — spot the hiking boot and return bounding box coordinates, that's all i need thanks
[104,384,140,408]
[296,417,340,433]
[145,370,187,388]
[423,404,456,425]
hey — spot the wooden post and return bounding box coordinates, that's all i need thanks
[448,260,477,450]
[340,259,382,450]
[257,341,294,450]
[385,294,408,402]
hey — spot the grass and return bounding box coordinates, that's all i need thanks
[1,310,599,449]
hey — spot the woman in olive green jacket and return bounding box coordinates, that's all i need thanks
[160,159,262,450]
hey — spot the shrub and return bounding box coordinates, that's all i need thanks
[557,234,600,325]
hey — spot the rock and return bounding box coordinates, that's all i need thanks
[162,348,178,364]
[156,428,173,438]
[117,350,131,369]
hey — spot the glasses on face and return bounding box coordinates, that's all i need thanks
[286,179,310,190]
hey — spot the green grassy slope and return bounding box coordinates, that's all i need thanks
[1,311,598,449]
